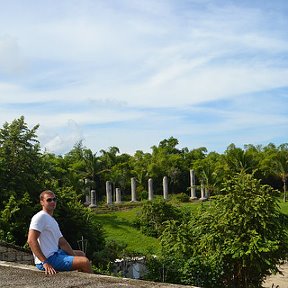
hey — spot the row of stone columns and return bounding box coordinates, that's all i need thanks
[88,169,208,207]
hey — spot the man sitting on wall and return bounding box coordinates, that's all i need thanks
[27,190,93,275]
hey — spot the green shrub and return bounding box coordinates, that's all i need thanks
[53,188,106,261]
[92,240,128,273]
[0,192,36,245]
[170,192,190,203]
[136,199,183,238]
[159,172,288,287]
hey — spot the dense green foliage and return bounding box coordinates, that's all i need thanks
[0,116,43,204]
[0,117,105,266]
[1,117,286,208]
[135,199,184,237]
[1,116,288,282]
[148,173,288,287]
[53,188,106,259]
[0,117,43,244]
[0,192,35,244]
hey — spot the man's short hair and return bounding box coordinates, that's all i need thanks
[40,190,55,201]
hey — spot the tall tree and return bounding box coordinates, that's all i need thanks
[0,116,43,204]
[192,151,224,196]
[0,117,43,244]
[130,150,152,196]
[223,143,258,175]
[99,146,120,169]
[149,137,186,194]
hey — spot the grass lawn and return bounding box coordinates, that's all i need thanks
[93,207,161,255]
[279,199,288,215]
[93,198,288,256]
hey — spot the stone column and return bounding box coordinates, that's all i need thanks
[89,189,97,207]
[190,169,197,200]
[148,178,154,201]
[84,178,91,205]
[106,181,112,205]
[163,176,168,200]
[85,195,90,205]
[200,181,207,201]
[115,188,122,204]
[131,177,137,202]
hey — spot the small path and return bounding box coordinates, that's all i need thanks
[263,263,288,288]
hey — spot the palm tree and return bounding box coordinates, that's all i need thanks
[223,143,258,174]
[262,143,288,202]
[82,149,109,198]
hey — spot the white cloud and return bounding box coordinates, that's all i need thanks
[42,120,83,154]
[120,66,288,107]
[0,35,25,75]
[0,0,287,155]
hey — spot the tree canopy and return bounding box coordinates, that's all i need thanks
[1,116,288,283]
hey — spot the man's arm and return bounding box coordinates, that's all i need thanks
[58,237,76,256]
[27,229,57,275]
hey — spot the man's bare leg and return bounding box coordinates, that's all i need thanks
[72,250,93,273]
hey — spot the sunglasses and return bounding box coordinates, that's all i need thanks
[46,197,57,203]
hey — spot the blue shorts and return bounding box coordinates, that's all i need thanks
[36,249,74,272]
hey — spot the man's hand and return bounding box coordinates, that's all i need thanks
[43,262,57,275]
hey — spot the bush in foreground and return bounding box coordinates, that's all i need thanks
[155,172,288,287]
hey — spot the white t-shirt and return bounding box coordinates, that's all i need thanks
[29,210,63,264]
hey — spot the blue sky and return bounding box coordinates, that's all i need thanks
[0,0,287,155]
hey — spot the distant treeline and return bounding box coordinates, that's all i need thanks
[0,116,287,208]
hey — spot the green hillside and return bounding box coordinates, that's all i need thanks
[94,207,161,255]
[93,199,288,256]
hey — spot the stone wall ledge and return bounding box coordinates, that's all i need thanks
[0,240,30,252]
[0,241,33,265]
[0,261,199,288]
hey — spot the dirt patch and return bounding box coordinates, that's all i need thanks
[262,263,288,288]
